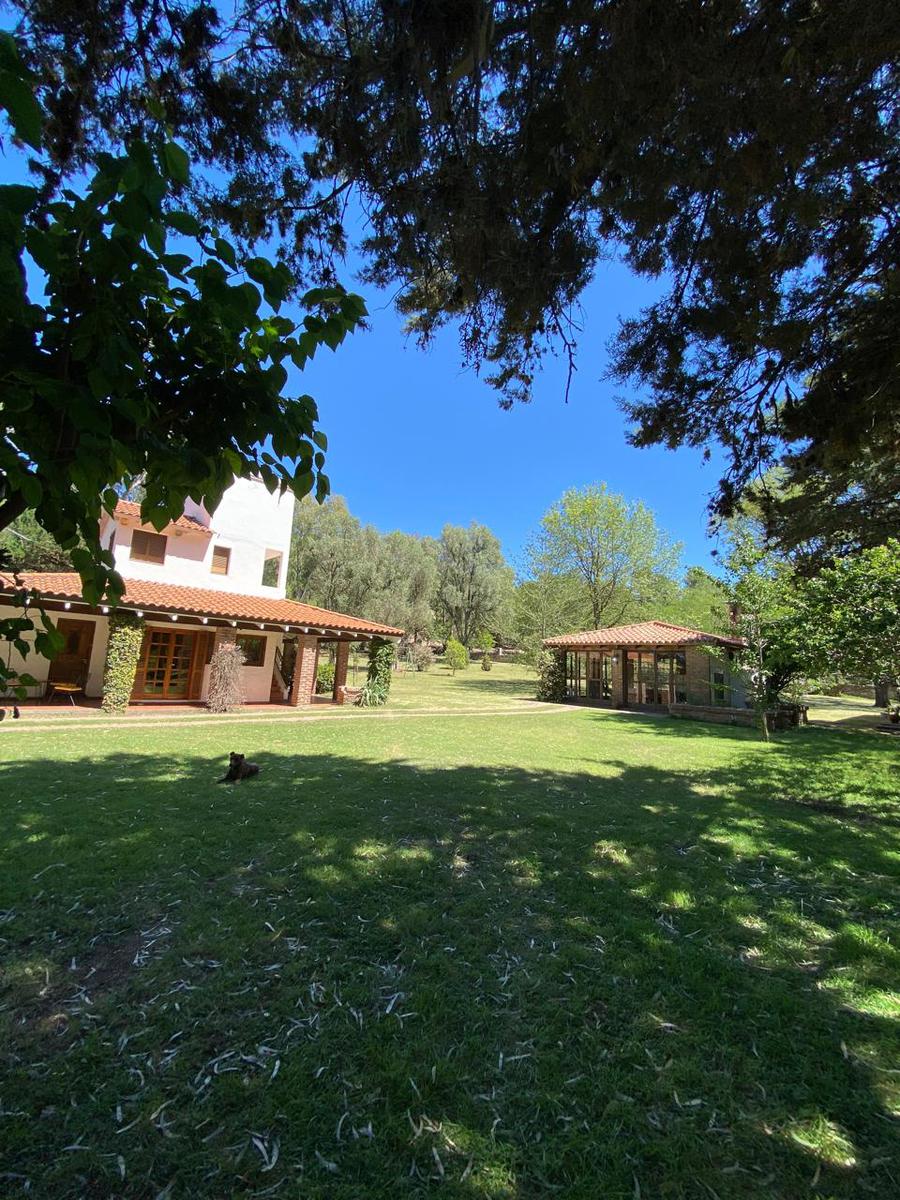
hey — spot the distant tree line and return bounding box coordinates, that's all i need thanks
[284,484,731,655]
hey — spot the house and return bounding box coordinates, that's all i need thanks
[0,478,402,707]
[542,620,751,723]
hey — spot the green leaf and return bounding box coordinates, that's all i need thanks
[166,209,202,237]
[0,67,42,149]
[161,141,190,185]
[214,237,237,269]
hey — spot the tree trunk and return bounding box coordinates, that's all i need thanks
[874,679,891,707]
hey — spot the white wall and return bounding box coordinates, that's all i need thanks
[0,605,109,698]
[0,604,283,705]
[108,478,295,598]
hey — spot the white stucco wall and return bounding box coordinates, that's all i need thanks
[0,605,110,698]
[0,604,282,705]
[110,478,295,599]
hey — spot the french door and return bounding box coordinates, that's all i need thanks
[133,630,198,700]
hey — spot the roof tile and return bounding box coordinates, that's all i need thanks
[0,572,403,638]
[543,620,744,649]
[110,499,210,535]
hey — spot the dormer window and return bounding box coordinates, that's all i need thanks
[261,550,282,587]
[130,530,166,564]
[211,546,231,576]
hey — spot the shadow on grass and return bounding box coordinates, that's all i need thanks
[0,737,898,1198]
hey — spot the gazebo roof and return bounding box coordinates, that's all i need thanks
[0,572,403,639]
[543,620,745,649]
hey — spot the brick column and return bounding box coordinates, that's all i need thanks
[332,641,350,704]
[289,635,319,706]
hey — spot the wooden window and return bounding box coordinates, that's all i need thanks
[236,634,266,666]
[130,529,166,564]
[211,546,231,575]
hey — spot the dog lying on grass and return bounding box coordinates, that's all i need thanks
[218,752,261,783]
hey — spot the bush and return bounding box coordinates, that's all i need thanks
[356,679,388,707]
[536,649,567,702]
[366,637,394,703]
[409,642,434,672]
[101,613,145,713]
[207,640,245,712]
[445,638,469,674]
[315,659,335,693]
[475,630,495,651]
[481,651,492,671]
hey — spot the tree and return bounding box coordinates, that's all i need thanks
[652,567,730,634]
[436,524,512,647]
[0,510,76,572]
[719,520,807,736]
[10,4,897,547]
[445,638,469,675]
[528,485,681,630]
[287,499,438,637]
[0,39,364,690]
[799,541,900,704]
[287,496,372,614]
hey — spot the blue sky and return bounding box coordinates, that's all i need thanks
[299,256,727,576]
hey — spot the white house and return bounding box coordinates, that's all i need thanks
[0,478,401,708]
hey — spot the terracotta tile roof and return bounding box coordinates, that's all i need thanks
[110,499,211,535]
[543,620,745,649]
[0,572,403,638]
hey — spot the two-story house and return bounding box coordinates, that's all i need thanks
[0,478,401,708]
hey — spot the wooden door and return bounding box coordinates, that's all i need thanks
[132,629,198,700]
[48,618,95,685]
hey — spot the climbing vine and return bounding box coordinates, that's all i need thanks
[101,613,145,713]
[536,649,567,703]
[360,637,394,706]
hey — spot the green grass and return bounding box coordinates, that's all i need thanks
[1,668,898,1198]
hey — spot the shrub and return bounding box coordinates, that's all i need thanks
[365,637,394,703]
[475,630,495,651]
[101,613,145,713]
[356,679,388,707]
[410,642,434,672]
[481,651,492,671]
[316,659,335,693]
[536,649,566,702]
[207,640,245,712]
[445,638,469,674]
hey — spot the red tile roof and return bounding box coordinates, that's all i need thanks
[543,620,745,649]
[109,499,211,535]
[0,572,403,638]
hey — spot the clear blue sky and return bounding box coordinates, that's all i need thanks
[299,256,727,577]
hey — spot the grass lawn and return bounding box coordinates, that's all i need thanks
[1,668,898,1198]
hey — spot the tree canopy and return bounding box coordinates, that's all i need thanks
[527,484,681,629]
[8,2,898,548]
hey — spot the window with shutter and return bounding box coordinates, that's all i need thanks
[130,530,167,564]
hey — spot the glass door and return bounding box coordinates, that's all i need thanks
[140,630,196,699]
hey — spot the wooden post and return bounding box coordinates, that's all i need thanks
[289,635,319,706]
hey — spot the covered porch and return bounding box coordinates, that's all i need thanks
[0,572,402,711]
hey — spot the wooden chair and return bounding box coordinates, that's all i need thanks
[46,664,88,705]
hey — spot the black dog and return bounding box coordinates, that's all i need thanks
[218,752,261,784]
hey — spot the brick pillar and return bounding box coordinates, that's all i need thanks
[332,641,350,704]
[289,635,319,706]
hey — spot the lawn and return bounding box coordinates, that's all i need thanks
[1,670,898,1198]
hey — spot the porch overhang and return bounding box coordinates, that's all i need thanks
[0,572,403,643]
